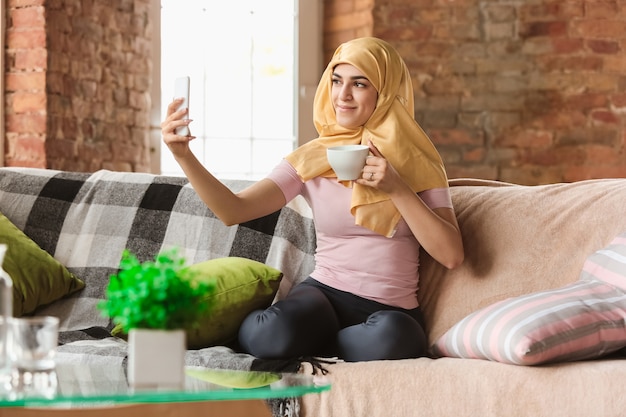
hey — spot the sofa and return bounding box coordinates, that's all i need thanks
[1,166,625,417]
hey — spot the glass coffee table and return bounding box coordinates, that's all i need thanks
[0,363,331,417]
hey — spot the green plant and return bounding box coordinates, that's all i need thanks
[98,248,216,332]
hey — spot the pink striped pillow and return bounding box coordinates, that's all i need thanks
[431,232,626,365]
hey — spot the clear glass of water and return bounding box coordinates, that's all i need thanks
[9,316,59,399]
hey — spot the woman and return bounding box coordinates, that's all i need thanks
[161,37,464,362]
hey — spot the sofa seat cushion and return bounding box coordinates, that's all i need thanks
[431,231,626,365]
[0,212,85,316]
[299,357,626,417]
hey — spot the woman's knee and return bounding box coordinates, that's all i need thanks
[337,310,427,362]
[238,285,339,359]
[238,307,288,358]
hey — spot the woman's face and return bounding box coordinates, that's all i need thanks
[331,64,378,129]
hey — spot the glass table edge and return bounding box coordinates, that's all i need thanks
[1,384,331,408]
[0,368,331,408]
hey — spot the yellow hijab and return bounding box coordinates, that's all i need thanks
[285,37,448,237]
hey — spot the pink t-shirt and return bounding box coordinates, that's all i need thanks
[267,159,452,309]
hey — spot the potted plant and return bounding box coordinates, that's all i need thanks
[98,248,215,388]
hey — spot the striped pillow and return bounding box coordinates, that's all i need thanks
[431,232,626,365]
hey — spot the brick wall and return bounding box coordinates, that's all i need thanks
[325,0,626,185]
[4,1,625,183]
[323,0,375,63]
[4,0,153,172]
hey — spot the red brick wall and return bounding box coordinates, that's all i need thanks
[325,0,626,185]
[4,1,625,183]
[4,1,47,168]
[4,0,153,172]
[323,0,375,64]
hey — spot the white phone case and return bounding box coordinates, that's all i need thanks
[174,76,190,136]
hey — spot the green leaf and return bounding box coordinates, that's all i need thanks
[98,247,216,331]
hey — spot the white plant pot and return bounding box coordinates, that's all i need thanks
[128,328,186,388]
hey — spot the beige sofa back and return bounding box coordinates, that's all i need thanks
[419,178,626,343]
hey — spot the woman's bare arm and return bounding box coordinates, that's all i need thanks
[356,141,464,269]
[388,191,464,269]
[161,98,286,225]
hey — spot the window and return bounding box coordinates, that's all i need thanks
[159,0,321,180]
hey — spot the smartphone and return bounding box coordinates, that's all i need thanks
[174,76,190,136]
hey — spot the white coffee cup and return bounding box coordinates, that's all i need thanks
[327,145,370,181]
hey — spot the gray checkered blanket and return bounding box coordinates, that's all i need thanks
[0,167,318,416]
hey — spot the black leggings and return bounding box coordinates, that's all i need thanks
[238,278,428,362]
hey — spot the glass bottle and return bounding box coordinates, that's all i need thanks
[0,244,13,384]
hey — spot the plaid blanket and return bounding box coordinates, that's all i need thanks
[0,167,318,416]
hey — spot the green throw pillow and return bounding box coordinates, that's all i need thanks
[112,257,283,349]
[0,212,86,316]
